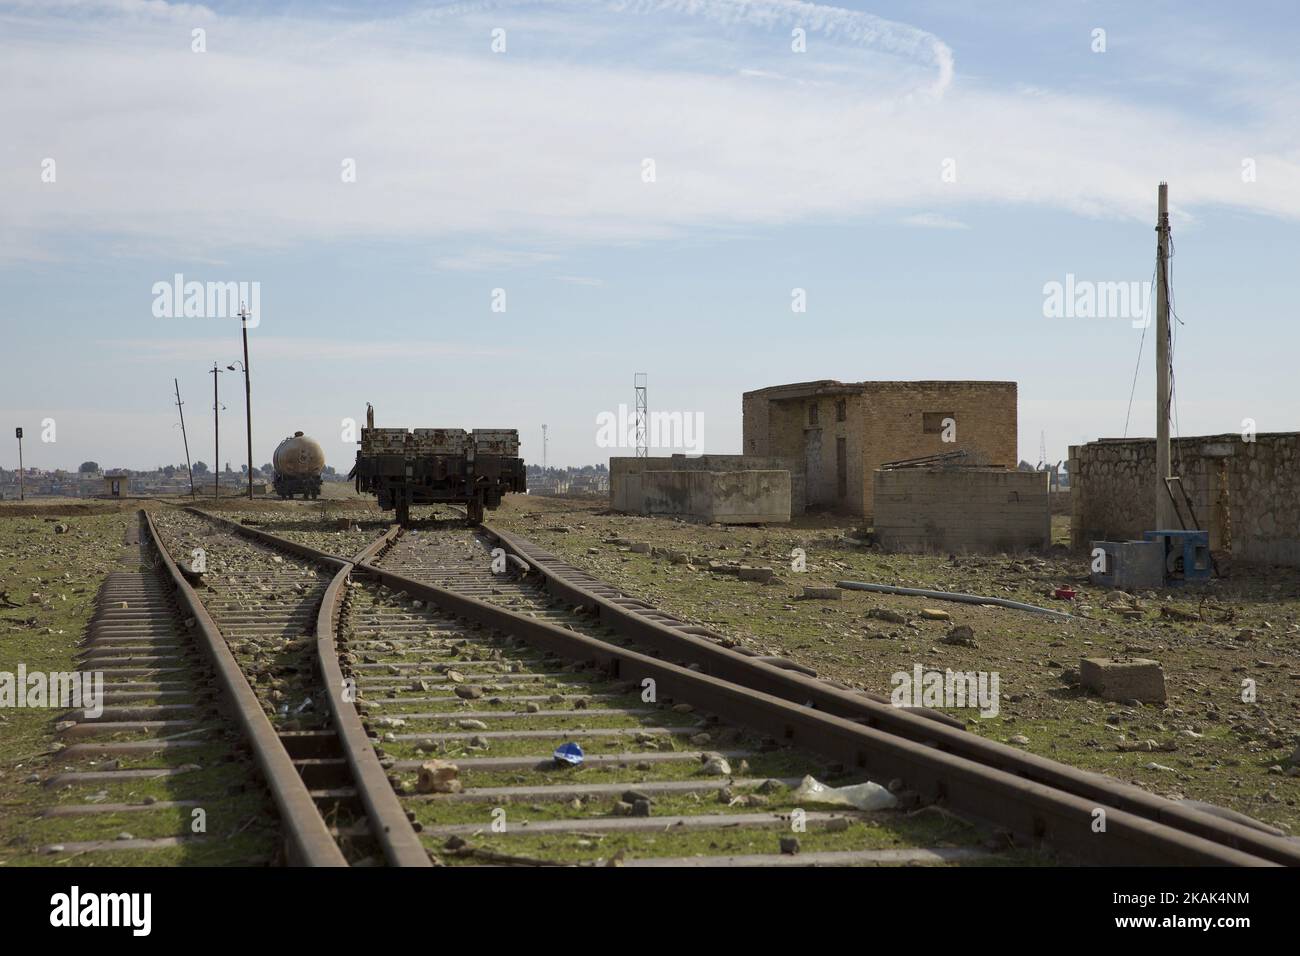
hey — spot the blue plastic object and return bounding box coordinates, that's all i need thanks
[553,742,584,766]
[1142,529,1212,585]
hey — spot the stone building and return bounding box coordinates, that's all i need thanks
[742,380,1018,518]
[1070,433,1300,567]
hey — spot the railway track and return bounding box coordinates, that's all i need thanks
[148,507,423,866]
[35,514,278,864]
[136,504,1300,866]
[372,508,1300,866]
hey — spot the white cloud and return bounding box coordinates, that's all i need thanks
[901,212,970,230]
[1,0,1298,264]
[432,249,559,272]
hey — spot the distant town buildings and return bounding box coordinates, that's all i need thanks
[527,464,608,498]
[0,462,329,499]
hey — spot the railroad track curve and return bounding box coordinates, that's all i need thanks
[128,504,1300,867]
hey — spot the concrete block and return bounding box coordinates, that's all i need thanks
[1090,540,1165,590]
[1080,657,1166,704]
[801,586,840,600]
[610,457,793,522]
[737,566,775,583]
[629,542,651,553]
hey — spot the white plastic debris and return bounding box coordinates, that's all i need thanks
[790,775,898,811]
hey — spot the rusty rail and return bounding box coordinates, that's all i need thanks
[179,507,428,866]
[477,521,1300,867]
[143,509,347,867]
[175,507,1299,866]
[355,554,1278,866]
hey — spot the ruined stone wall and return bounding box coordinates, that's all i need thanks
[874,468,1050,553]
[1069,434,1300,567]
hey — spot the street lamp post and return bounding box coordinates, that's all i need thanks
[14,427,23,502]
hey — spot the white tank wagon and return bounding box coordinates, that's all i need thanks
[272,431,326,499]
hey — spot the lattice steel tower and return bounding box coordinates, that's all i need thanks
[634,372,648,458]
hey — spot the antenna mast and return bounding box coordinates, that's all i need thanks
[634,372,648,458]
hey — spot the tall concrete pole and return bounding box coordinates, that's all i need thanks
[1155,182,1177,530]
[239,304,254,500]
[210,363,221,500]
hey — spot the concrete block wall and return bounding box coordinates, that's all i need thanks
[610,455,803,515]
[873,468,1050,553]
[1070,434,1300,567]
[639,469,791,523]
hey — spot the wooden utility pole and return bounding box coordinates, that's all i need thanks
[174,378,195,496]
[1154,182,1177,530]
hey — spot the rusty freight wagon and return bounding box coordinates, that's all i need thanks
[349,406,526,524]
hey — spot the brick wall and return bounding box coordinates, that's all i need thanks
[874,468,1050,552]
[1069,434,1300,567]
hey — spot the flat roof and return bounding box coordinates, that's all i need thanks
[744,379,1017,400]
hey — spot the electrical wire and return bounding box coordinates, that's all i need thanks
[1122,255,1158,438]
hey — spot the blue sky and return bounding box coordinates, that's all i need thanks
[3,0,1298,472]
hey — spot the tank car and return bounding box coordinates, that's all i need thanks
[272,431,326,499]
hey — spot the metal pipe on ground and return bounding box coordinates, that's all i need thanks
[836,580,1073,619]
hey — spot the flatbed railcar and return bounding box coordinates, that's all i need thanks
[349,407,525,525]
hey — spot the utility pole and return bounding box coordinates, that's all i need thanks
[1154,182,1177,530]
[210,363,223,500]
[238,302,253,500]
[14,427,23,501]
[174,378,195,496]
